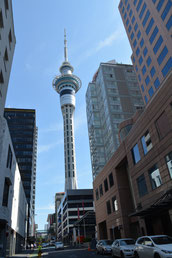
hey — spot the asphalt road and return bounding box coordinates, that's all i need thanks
[40,247,111,258]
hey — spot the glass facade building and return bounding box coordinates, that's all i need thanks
[86,61,144,179]
[119,0,172,104]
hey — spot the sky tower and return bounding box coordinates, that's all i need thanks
[53,31,81,191]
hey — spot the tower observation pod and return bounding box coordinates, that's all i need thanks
[52,30,81,191]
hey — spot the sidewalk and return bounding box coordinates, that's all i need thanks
[9,249,38,258]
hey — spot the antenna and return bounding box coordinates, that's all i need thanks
[64,29,68,62]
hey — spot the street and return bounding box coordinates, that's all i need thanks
[38,247,110,258]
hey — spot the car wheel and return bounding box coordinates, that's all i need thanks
[96,249,99,255]
[102,249,105,255]
[111,251,114,257]
[120,251,124,258]
[154,254,161,258]
[134,252,139,258]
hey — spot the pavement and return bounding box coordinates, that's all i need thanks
[9,249,38,258]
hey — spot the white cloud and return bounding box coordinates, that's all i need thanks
[38,139,63,154]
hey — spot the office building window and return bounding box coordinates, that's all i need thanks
[128,25,131,32]
[104,178,109,192]
[146,18,154,35]
[145,75,150,85]
[99,184,103,197]
[161,1,172,21]
[149,164,162,190]
[148,87,154,97]
[137,30,141,39]
[155,112,171,139]
[127,3,130,11]
[149,26,159,44]
[142,10,150,27]
[157,46,168,65]
[132,16,135,24]
[150,66,156,77]
[6,145,12,169]
[119,1,123,8]
[0,10,4,28]
[124,12,127,20]
[135,65,138,72]
[139,3,147,19]
[133,39,137,48]
[146,56,152,67]
[131,143,141,164]
[95,189,99,200]
[142,65,146,75]
[140,38,144,48]
[137,174,148,197]
[165,151,172,178]
[134,0,138,6]
[2,178,11,207]
[129,9,133,17]
[106,200,111,215]
[138,74,141,81]
[136,0,143,12]
[152,0,157,3]
[154,77,160,88]
[143,46,148,57]
[157,0,165,12]
[162,57,172,77]
[166,15,172,31]
[122,6,125,13]
[131,32,134,40]
[134,22,138,31]
[112,196,118,212]
[153,35,163,54]
[125,0,128,5]
[141,130,153,154]
[144,95,148,103]
[132,56,135,63]
[109,172,114,187]
[126,18,129,26]
[136,47,140,56]
[139,56,143,65]
[141,85,144,92]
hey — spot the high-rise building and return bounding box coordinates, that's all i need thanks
[86,61,144,179]
[119,0,172,105]
[0,0,16,115]
[52,31,81,190]
[4,108,38,238]
[55,192,65,239]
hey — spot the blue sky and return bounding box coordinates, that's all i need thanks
[6,0,132,230]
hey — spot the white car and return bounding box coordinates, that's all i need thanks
[111,238,135,257]
[54,242,64,250]
[134,235,172,258]
[96,240,113,254]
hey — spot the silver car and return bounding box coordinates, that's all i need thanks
[54,241,64,250]
[134,235,172,258]
[111,238,135,257]
[96,239,113,254]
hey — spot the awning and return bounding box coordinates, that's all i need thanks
[129,188,172,217]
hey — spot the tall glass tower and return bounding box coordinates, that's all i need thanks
[53,31,81,190]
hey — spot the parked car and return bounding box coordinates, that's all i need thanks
[96,239,113,254]
[111,238,135,257]
[134,235,172,258]
[54,242,64,250]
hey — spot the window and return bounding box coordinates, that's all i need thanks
[136,0,143,12]
[2,178,11,207]
[153,35,163,54]
[154,77,160,88]
[142,10,150,27]
[141,131,153,155]
[0,70,4,84]
[144,95,148,103]
[126,18,129,26]
[142,65,146,75]
[137,174,148,197]
[140,38,144,48]
[157,0,165,12]
[6,145,12,169]
[165,151,172,178]
[146,56,152,67]
[131,143,141,164]
[148,87,154,97]
[145,75,150,85]
[139,3,147,19]
[136,47,140,56]
[146,18,154,35]
[128,25,131,32]
[132,16,135,24]
[149,26,159,44]
[152,0,157,3]
[157,46,168,65]
[129,9,133,17]
[149,164,162,189]
[131,32,134,40]
[109,172,114,187]
[161,1,172,21]
[106,200,111,215]
[95,189,99,200]
[127,3,130,11]
[155,112,171,139]
[124,12,127,19]
[139,56,143,65]
[137,30,141,39]
[141,85,144,92]
[134,0,138,5]
[112,196,118,212]
[3,48,8,72]
[134,23,138,31]
[166,15,172,31]
[161,57,172,77]
[104,178,109,192]
[4,0,9,11]
[0,9,4,28]
[138,74,141,81]
[150,66,156,77]
[143,47,148,57]
[8,29,12,49]
[99,184,103,197]
[133,39,137,48]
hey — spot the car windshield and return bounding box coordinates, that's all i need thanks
[120,240,135,246]
[103,240,113,245]
[151,236,172,245]
[56,242,62,244]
